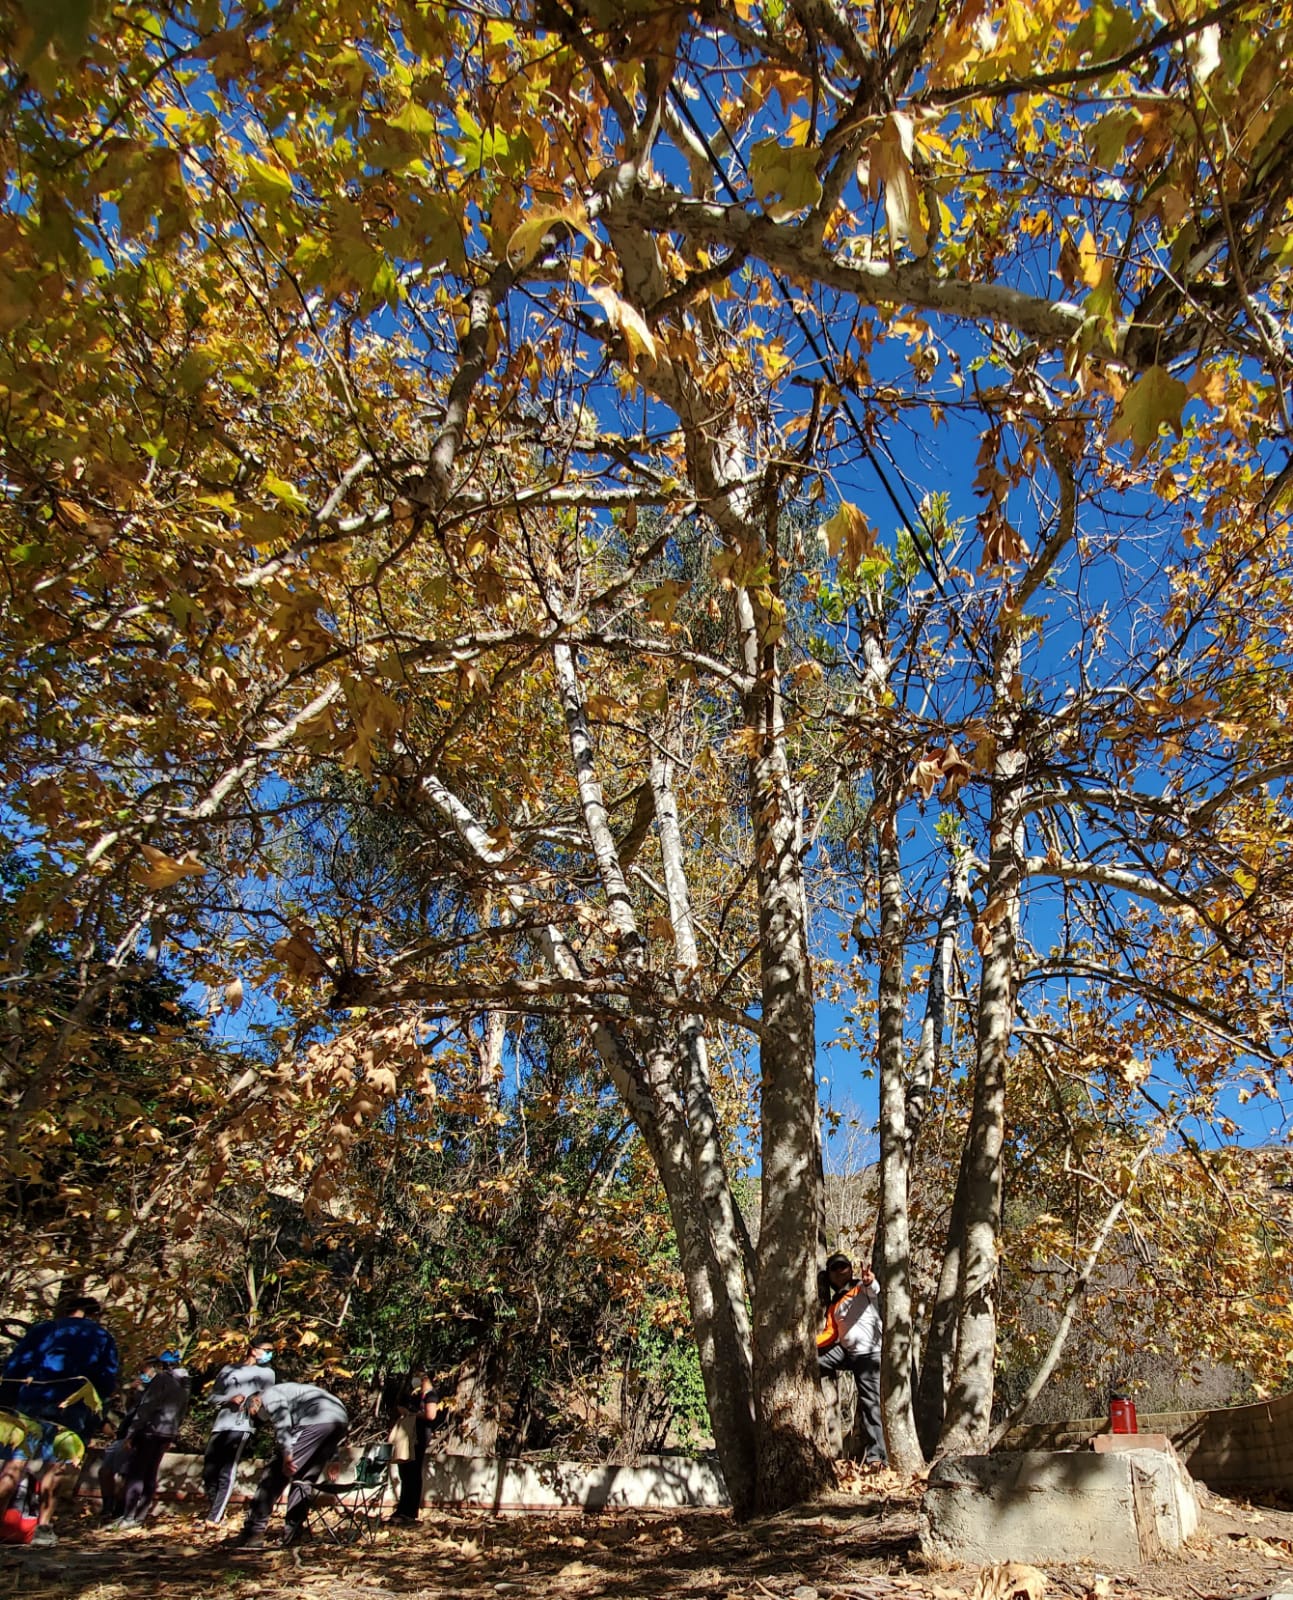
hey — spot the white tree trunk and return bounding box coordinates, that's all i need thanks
[937,629,1025,1456]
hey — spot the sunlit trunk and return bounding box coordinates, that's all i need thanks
[937,630,1024,1456]
[739,587,834,1512]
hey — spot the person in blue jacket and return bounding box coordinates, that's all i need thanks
[0,1296,120,1545]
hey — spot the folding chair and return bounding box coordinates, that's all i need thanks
[300,1443,392,1545]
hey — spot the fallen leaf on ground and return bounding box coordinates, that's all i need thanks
[973,1562,1048,1600]
[1229,1534,1290,1557]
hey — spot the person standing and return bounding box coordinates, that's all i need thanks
[234,1380,349,1549]
[98,1364,153,1522]
[0,1296,119,1546]
[113,1351,190,1526]
[411,1373,440,1514]
[203,1338,276,1524]
[387,1374,438,1524]
[817,1252,887,1467]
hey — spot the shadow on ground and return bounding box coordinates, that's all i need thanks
[0,1477,1289,1600]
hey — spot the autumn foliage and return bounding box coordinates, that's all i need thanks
[1,0,1291,1513]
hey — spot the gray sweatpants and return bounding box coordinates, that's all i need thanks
[243,1420,349,1534]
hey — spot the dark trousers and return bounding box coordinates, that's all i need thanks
[98,1439,130,1518]
[819,1346,886,1464]
[394,1456,424,1519]
[203,1431,249,1522]
[244,1420,348,1534]
[120,1431,173,1522]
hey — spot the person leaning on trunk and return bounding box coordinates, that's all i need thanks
[387,1372,440,1524]
[817,1251,887,1468]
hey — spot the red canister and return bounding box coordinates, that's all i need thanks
[0,1506,36,1545]
[1109,1395,1138,1434]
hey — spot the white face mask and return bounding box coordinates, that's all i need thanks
[254,1351,273,1367]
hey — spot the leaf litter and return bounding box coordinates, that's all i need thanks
[0,1482,1291,1600]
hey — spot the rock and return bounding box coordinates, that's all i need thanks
[919,1450,1199,1568]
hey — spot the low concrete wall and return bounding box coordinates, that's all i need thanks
[80,1447,729,1514]
[1002,1390,1293,1494]
[79,1445,293,1509]
[422,1454,728,1511]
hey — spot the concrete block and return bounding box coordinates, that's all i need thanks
[1093,1434,1174,1454]
[919,1450,1199,1568]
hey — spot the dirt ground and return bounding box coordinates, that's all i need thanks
[0,1473,1291,1600]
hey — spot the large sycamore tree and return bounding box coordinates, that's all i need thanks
[2,0,1291,1513]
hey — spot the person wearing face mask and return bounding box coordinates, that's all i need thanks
[202,1338,276,1524]
[233,1379,349,1549]
[111,1350,190,1527]
[97,1364,154,1522]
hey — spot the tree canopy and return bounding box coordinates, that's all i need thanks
[1,0,1291,1515]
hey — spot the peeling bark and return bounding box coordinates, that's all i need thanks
[738,585,835,1511]
[936,626,1026,1457]
[914,1142,968,1458]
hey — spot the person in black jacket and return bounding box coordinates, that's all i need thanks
[97,1368,151,1521]
[111,1352,191,1528]
[387,1379,440,1524]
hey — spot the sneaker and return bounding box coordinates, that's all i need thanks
[233,1528,267,1550]
[31,1527,58,1547]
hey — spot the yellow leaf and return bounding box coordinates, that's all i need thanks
[135,844,207,889]
[263,471,310,514]
[644,577,689,624]
[243,154,294,204]
[387,99,437,140]
[749,139,823,220]
[820,501,875,568]
[1077,228,1104,289]
[864,114,927,257]
[1109,365,1190,457]
[761,338,792,378]
[588,284,657,370]
[506,202,599,269]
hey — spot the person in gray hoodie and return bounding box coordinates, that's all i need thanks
[112,1352,191,1527]
[234,1381,349,1549]
[202,1339,275,1524]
